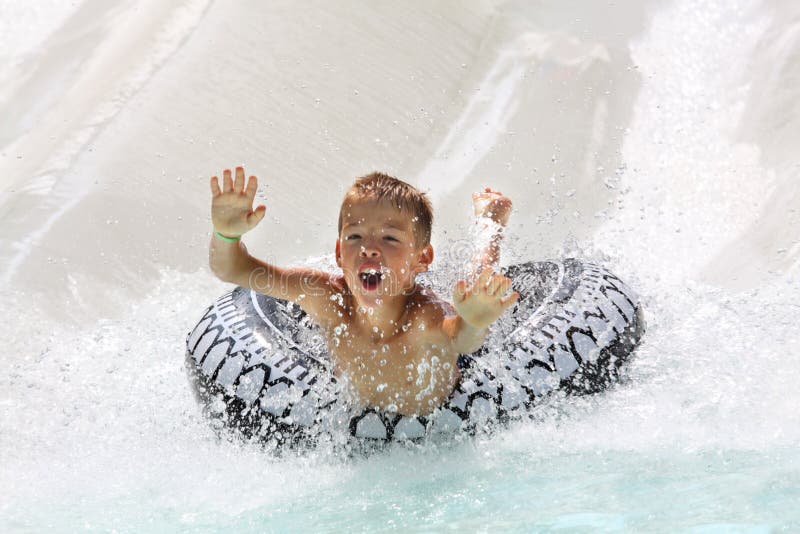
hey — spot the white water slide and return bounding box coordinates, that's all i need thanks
[2,0,798,530]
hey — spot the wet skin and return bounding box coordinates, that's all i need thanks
[209,167,518,416]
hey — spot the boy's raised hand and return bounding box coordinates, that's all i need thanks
[453,267,519,329]
[472,188,513,226]
[210,167,267,238]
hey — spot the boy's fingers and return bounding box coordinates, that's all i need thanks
[247,205,266,226]
[488,275,510,295]
[500,277,513,295]
[234,167,245,193]
[245,175,258,201]
[476,267,492,290]
[210,176,221,196]
[485,274,501,294]
[223,169,233,192]
[499,291,519,311]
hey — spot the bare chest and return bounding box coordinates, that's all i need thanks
[328,326,459,415]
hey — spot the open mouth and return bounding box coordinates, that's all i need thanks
[358,269,383,291]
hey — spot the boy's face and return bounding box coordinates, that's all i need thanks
[336,198,433,305]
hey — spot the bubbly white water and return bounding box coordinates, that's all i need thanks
[2,0,799,531]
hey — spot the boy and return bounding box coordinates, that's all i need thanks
[209,167,518,417]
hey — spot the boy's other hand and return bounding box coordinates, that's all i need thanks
[472,188,512,226]
[453,267,519,329]
[210,166,267,238]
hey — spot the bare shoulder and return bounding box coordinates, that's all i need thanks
[305,272,349,329]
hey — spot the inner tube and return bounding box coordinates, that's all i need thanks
[185,259,644,445]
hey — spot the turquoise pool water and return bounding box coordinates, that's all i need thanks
[3,269,798,531]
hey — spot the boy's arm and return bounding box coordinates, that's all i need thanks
[443,188,518,354]
[469,187,513,272]
[209,167,343,329]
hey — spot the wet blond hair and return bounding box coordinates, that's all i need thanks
[338,172,433,246]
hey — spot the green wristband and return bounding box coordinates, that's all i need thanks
[214,231,241,242]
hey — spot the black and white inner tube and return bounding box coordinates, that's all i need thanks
[185,259,645,445]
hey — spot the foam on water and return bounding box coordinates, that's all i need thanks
[585,0,800,453]
[2,0,800,531]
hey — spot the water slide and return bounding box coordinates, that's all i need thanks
[2,0,798,529]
